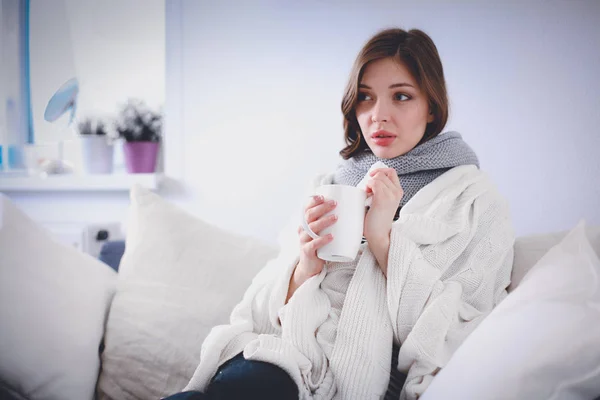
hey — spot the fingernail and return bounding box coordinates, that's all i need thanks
[328,200,337,206]
[316,195,324,201]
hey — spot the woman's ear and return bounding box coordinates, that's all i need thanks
[427,108,434,123]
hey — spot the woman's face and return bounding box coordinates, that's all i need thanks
[356,57,433,159]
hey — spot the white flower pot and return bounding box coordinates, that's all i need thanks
[80,136,114,174]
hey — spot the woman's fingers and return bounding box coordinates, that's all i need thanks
[310,213,337,234]
[305,233,334,254]
[386,168,402,187]
[372,171,396,192]
[374,169,399,187]
[306,194,324,208]
[371,179,394,200]
[367,174,392,194]
[368,169,403,201]
[298,229,312,244]
[298,195,338,254]
[298,214,337,243]
[305,197,337,223]
[298,229,333,250]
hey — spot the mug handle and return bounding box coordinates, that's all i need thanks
[300,196,321,240]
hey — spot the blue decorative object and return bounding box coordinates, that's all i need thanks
[44,78,79,124]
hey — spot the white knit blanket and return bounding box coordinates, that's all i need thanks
[184,165,515,399]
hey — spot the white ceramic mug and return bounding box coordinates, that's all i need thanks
[301,184,368,263]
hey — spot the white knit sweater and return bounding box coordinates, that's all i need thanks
[184,165,515,399]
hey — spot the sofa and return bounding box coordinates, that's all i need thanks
[1,185,599,400]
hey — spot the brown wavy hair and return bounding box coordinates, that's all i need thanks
[340,28,449,160]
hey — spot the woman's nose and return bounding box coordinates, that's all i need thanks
[371,100,390,123]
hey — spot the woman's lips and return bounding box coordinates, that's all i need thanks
[371,131,397,146]
[371,136,396,146]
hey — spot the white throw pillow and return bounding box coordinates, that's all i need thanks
[0,194,117,400]
[97,185,279,400]
[421,220,600,400]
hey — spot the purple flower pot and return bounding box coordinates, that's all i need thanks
[123,142,159,173]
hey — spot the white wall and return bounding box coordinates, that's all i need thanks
[8,0,600,246]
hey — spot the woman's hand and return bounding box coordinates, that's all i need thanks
[364,168,403,241]
[286,195,337,304]
[296,195,338,280]
[364,168,403,275]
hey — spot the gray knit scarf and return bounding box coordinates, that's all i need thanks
[332,131,479,210]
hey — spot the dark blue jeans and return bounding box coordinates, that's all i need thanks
[164,352,299,400]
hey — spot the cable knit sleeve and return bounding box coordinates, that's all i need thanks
[224,170,336,337]
[240,172,340,399]
[386,173,515,400]
[249,171,335,333]
[184,172,336,395]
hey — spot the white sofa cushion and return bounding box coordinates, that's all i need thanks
[510,223,600,291]
[421,220,600,400]
[97,185,279,400]
[0,194,117,400]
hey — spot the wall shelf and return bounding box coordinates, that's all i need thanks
[0,172,162,192]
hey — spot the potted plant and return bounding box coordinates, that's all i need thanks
[115,99,162,174]
[77,116,115,174]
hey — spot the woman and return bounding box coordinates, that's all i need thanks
[166,27,514,400]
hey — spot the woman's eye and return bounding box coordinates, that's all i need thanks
[357,92,372,102]
[394,93,410,101]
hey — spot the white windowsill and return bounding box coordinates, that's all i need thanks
[0,172,162,192]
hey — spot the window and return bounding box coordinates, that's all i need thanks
[1,0,31,170]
